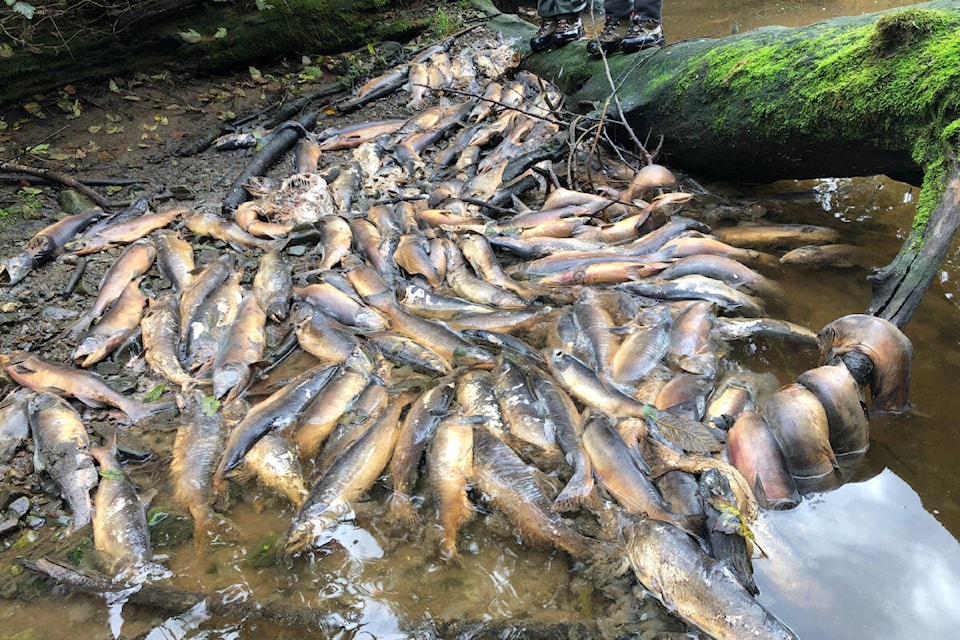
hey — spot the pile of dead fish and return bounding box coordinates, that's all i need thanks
[0,33,914,640]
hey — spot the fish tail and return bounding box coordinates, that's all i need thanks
[386,492,422,528]
[553,469,598,512]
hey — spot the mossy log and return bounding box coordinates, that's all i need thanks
[0,0,428,106]
[492,1,960,326]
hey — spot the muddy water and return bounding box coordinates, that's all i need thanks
[4,2,960,639]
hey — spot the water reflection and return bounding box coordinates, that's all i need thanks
[755,469,960,640]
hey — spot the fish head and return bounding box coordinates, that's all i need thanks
[0,253,37,286]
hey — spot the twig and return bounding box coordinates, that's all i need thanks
[0,160,117,209]
[0,175,143,187]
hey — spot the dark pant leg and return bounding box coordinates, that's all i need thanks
[538,0,588,18]
[631,0,662,22]
[601,0,634,19]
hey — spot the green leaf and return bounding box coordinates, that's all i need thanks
[144,383,166,403]
[214,27,227,39]
[12,1,34,19]
[178,29,202,44]
[200,395,220,417]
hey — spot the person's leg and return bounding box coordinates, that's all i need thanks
[621,0,664,52]
[586,0,634,55]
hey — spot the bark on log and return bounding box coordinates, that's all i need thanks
[0,0,429,106]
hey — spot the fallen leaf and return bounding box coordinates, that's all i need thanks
[178,29,202,44]
[88,125,101,134]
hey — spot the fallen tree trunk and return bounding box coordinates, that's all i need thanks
[0,0,429,106]
[491,1,960,327]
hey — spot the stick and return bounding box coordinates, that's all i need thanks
[0,160,117,209]
[0,175,144,187]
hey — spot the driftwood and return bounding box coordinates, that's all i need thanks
[0,160,119,209]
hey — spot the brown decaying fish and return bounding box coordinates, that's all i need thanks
[243,433,308,507]
[27,392,97,532]
[713,222,839,251]
[471,429,605,561]
[141,293,207,389]
[284,390,416,555]
[172,390,227,544]
[818,313,913,414]
[178,254,234,341]
[155,229,196,292]
[253,249,292,322]
[727,410,801,510]
[1,206,103,285]
[72,275,146,368]
[779,243,870,269]
[387,376,457,527]
[8,352,152,424]
[211,292,266,402]
[763,384,838,480]
[89,443,152,576]
[624,518,800,640]
[184,211,279,252]
[428,412,475,562]
[797,364,869,456]
[64,238,156,339]
[66,207,185,255]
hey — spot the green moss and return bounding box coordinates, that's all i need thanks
[674,7,960,150]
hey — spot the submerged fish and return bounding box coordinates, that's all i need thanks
[89,444,153,576]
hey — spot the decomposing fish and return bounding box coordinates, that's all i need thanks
[64,238,156,339]
[727,410,801,510]
[184,211,280,251]
[211,292,267,402]
[797,364,869,456]
[284,390,416,555]
[89,443,153,576]
[388,376,457,527]
[1,206,103,285]
[66,207,185,255]
[623,518,800,640]
[0,388,32,465]
[337,65,410,113]
[141,293,207,389]
[780,243,870,269]
[28,392,97,531]
[8,352,153,424]
[818,313,913,413]
[700,467,758,595]
[155,229,196,292]
[428,411,476,561]
[713,222,839,250]
[72,275,146,368]
[243,433,308,507]
[253,249,292,322]
[763,384,838,481]
[172,390,228,543]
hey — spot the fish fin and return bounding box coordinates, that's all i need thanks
[386,492,422,529]
[752,473,770,508]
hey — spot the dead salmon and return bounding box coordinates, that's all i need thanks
[293,282,387,331]
[179,254,234,341]
[494,358,561,464]
[316,119,407,150]
[366,331,449,376]
[468,81,501,122]
[212,292,266,402]
[658,253,784,300]
[0,388,32,466]
[581,409,698,535]
[66,207,185,255]
[72,275,146,368]
[243,433,308,507]
[428,411,476,561]
[797,364,869,456]
[818,313,913,414]
[154,229,196,292]
[764,384,838,481]
[712,317,819,347]
[0,206,103,285]
[442,238,526,309]
[472,429,605,561]
[398,280,493,320]
[394,234,442,288]
[457,231,534,299]
[610,307,673,388]
[184,268,243,375]
[141,293,207,389]
[214,362,339,487]
[727,410,801,510]
[547,349,652,419]
[317,215,354,270]
[623,518,800,640]
[406,61,430,111]
[292,302,361,363]
[713,222,839,250]
[779,243,870,269]
[573,288,619,375]
[624,275,765,317]
[293,346,376,460]
[667,300,717,376]
[312,378,390,476]
[535,261,669,287]
[253,249,292,322]
[172,389,228,543]
[89,443,152,576]
[284,390,416,555]
[64,238,156,339]
[295,137,323,174]
[9,352,153,424]
[28,392,97,531]
[337,65,410,113]
[184,211,279,251]
[699,466,759,595]
[388,376,457,527]
[531,375,596,512]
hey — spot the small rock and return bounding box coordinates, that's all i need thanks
[0,517,19,536]
[7,496,30,518]
[39,306,80,321]
[287,244,307,257]
[24,515,45,530]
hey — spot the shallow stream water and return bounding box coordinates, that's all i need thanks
[3,2,960,639]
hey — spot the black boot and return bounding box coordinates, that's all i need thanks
[551,14,584,49]
[621,18,665,53]
[530,17,557,53]
[586,15,630,56]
